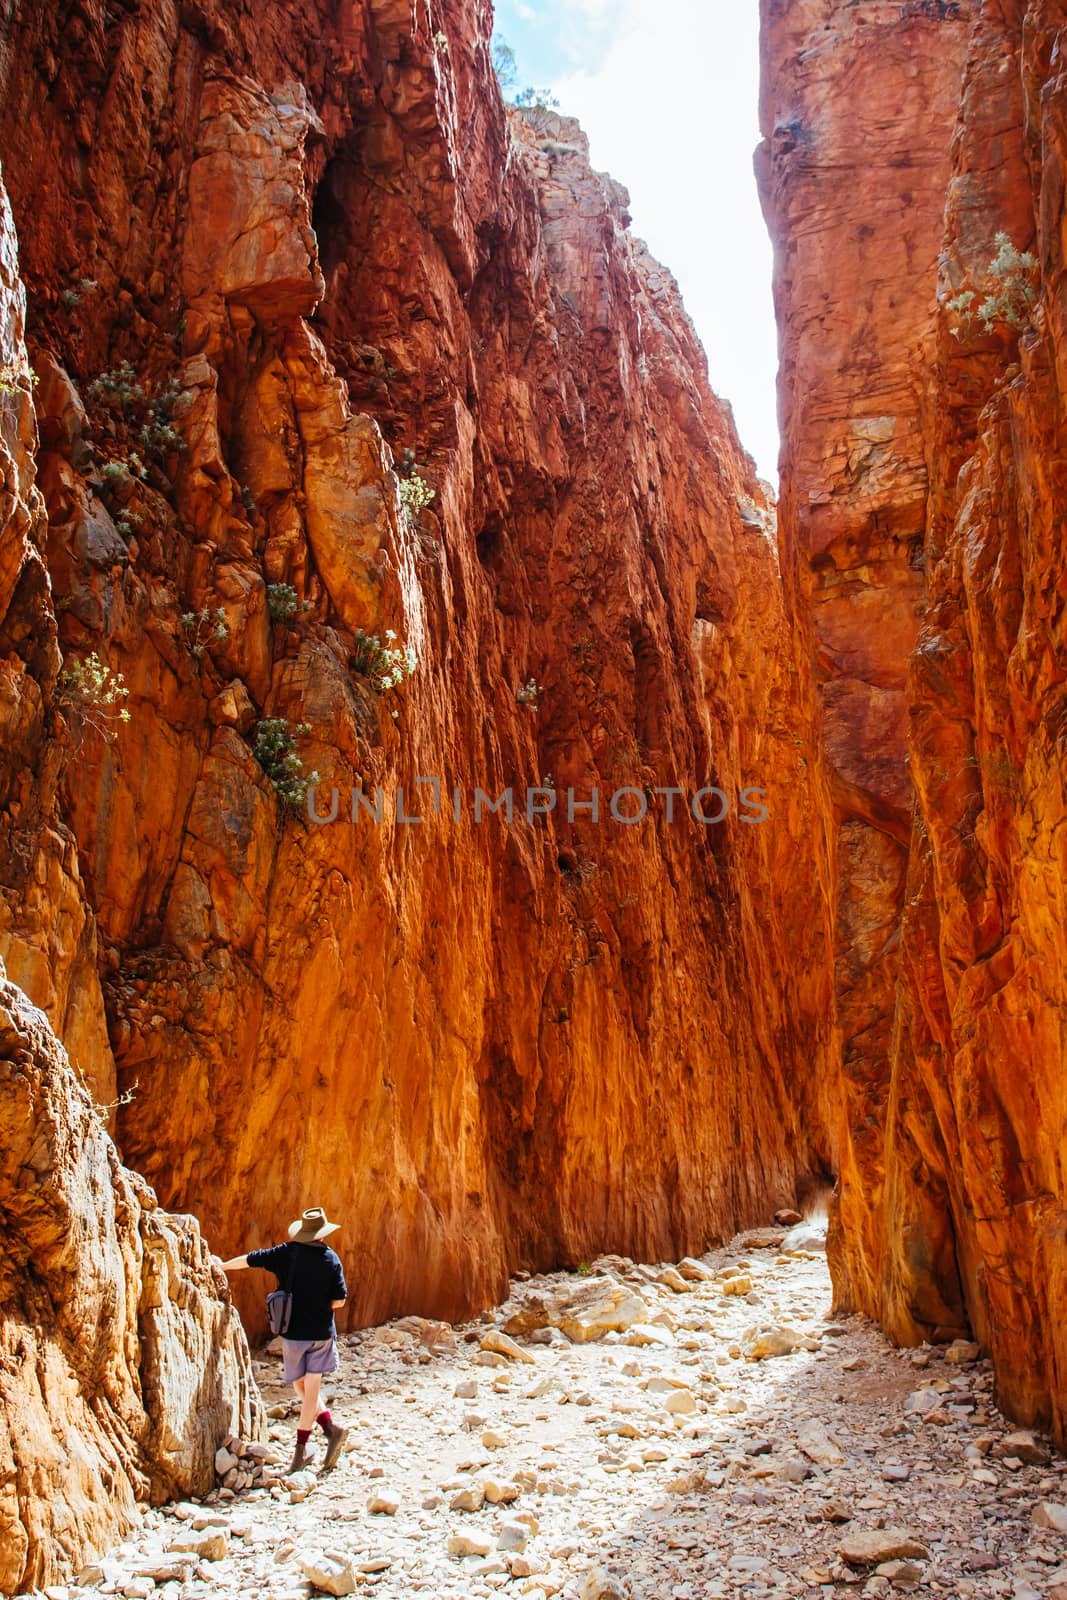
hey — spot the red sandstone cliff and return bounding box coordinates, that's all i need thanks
[0,169,258,1589]
[7,0,1067,1576]
[761,0,1067,1444]
[0,0,833,1368]
[0,958,261,1590]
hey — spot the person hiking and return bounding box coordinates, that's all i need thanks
[223,1206,349,1472]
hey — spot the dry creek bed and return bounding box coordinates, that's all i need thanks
[40,1222,1067,1600]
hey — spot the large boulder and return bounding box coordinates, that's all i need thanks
[0,960,261,1593]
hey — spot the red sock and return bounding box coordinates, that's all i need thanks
[316,1410,332,1435]
[297,1428,312,1445]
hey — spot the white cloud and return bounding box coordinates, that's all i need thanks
[553,0,778,480]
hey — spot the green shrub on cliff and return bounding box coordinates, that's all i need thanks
[266,583,307,622]
[516,676,541,706]
[57,651,131,742]
[491,36,560,111]
[253,718,319,810]
[89,362,189,466]
[181,608,228,658]
[350,628,417,694]
[948,233,1038,339]
[492,38,517,91]
[397,469,435,523]
[0,359,37,395]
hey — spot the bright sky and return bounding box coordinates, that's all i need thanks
[492,0,779,482]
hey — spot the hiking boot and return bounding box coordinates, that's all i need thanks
[288,1436,309,1474]
[321,1419,348,1471]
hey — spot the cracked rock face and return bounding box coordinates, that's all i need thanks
[0,956,261,1592]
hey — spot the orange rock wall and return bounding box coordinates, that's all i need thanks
[0,955,261,1592]
[0,0,834,1344]
[762,0,1067,1443]
[757,0,978,1330]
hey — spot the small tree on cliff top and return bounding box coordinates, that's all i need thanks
[491,35,560,112]
[492,37,517,91]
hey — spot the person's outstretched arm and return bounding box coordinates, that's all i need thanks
[222,1255,249,1270]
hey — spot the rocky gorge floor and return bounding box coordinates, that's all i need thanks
[53,1224,1067,1600]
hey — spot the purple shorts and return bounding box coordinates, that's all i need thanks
[282,1337,339,1384]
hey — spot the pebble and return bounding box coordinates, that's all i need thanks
[1033,1500,1067,1532]
[480,1328,536,1365]
[721,1275,752,1297]
[837,1529,931,1565]
[743,1324,800,1360]
[447,1532,492,1558]
[298,1553,356,1596]
[165,1529,228,1561]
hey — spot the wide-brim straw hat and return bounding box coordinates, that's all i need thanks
[287,1206,340,1242]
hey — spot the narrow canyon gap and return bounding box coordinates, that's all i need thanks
[0,0,1066,1589]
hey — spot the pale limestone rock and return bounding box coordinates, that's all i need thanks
[1033,1502,1067,1533]
[509,1553,548,1577]
[580,1564,631,1599]
[797,1421,845,1465]
[743,1325,801,1360]
[483,1476,522,1504]
[451,1486,485,1512]
[781,1222,827,1252]
[876,1560,924,1583]
[838,1530,930,1566]
[623,1323,674,1348]
[996,1430,1050,1465]
[298,1553,357,1595]
[166,1529,229,1561]
[943,1339,981,1365]
[552,1280,649,1343]
[664,1390,697,1415]
[902,1388,943,1416]
[449,1533,492,1558]
[135,1561,193,1583]
[481,1328,536,1365]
